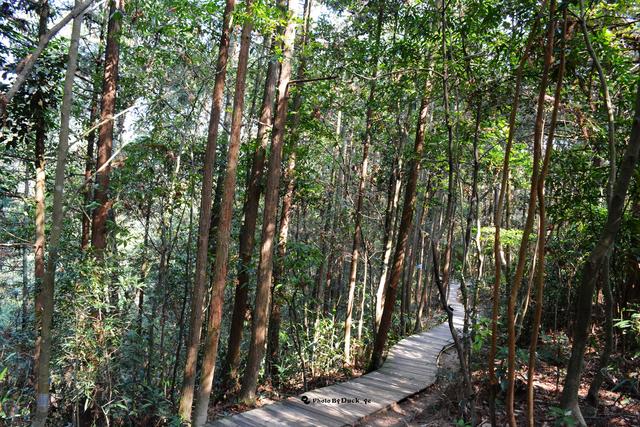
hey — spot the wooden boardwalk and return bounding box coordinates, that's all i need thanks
[209,281,464,426]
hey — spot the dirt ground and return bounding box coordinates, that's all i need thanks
[356,343,640,427]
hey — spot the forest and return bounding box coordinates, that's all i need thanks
[0,0,639,425]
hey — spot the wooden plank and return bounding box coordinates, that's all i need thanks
[210,413,259,427]
[382,362,438,378]
[207,416,244,427]
[348,374,422,397]
[337,378,407,404]
[385,355,438,371]
[362,371,429,391]
[260,401,331,426]
[379,366,436,383]
[384,360,439,375]
[391,337,449,349]
[229,411,278,427]
[282,397,355,425]
[393,334,451,348]
[294,385,380,420]
[386,345,443,359]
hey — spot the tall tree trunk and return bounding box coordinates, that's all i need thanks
[560,65,640,427]
[81,18,105,251]
[505,4,556,424]
[357,247,369,341]
[178,0,235,420]
[431,242,474,413]
[266,156,295,384]
[238,15,296,405]
[440,2,456,301]
[22,169,29,331]
[208,33,238,255]
[221,36,278,396]
[487,7,544,423]
[527,11,566,424]
[136,203,151,340]
[344,1,384,365]
[413,231,429,332]
[91,0,123,253]
[370,84,430,371]
[32,3,82,423]
[267,0,313,383]
[375,136,403,330]
[81,76,99,250]
[192,5,252,424]
[170,180,194,401]
[33,0,49,385]
[580,0,617,405]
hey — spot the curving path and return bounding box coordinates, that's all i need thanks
[208,281,464,426]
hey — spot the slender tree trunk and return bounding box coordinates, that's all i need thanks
[487,7,544,423]
[560,62,640,427]
[192,5,253,425]
[239,16,296,405]
[344,2,384,365]
[208,33,238,255]
[81,73,99,250]
[403,193,427,334]
[22,169,29,331]
[580,0,617,405]
[266,156,295,383]
[370,84,430,371]
[527,12,566,425]
[412,230,427,332]
[440,3,456,301]
[91,0,123,253]
[505,5,556,424]
[266,0,313,382]
[357,247,369,341]
[586,253,614,407]
[375,140,403,330]
[136,203,151,339]
[178,0,235,420]
[221,36,278,395]
[170,179,194,401]
[33,0,49,385]
[32,3,82,423]
[146,221,169,384]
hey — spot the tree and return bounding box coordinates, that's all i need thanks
[344,0,384,365]
[221,36,279,394]
[90,0,123,253]
[526,8,567,424]
[239,14,296,405]
[487,7,544,423]
[32,1,83,423]
[178,0,236,420]
[505,2,556,424]
[561,82,640,427]
[370,83,430,371]
[193,2,253,424]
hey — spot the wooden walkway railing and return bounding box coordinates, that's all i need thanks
[209,281,464,426]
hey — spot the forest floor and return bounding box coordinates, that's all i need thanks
[355,342,639,427]
[471,331,640,427]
